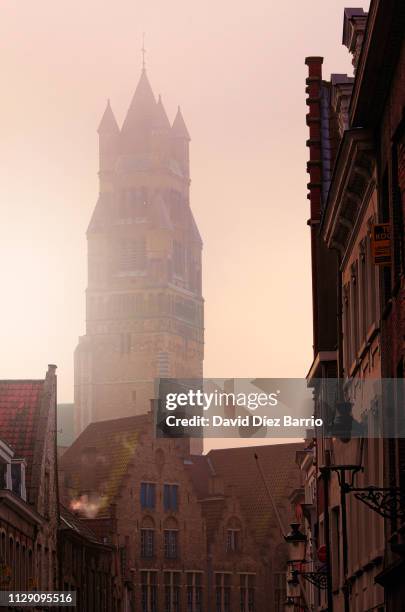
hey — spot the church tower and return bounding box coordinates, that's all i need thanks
[74,67,204,434]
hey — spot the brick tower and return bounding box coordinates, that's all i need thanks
[74,67,204,435]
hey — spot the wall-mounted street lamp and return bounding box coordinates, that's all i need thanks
[284,523,329,591]
[320,463,405,612]
[284,523,306,563]
[331,401,364,442]
[330,404,405,521]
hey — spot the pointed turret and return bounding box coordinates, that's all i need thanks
[154,95,171,131]
[98,100,119,191]
[150,95,171,163]
[98,99,119,135]
[171,106,190,179]
[171,106,190,140]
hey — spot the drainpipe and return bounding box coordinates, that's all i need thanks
[339,472,350,612]
[207,550,213,612]
[334,249,350,612]
[322,468,333,612]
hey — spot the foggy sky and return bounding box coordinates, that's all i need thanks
[0,0,369,406]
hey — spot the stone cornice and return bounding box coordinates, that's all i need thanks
[0,489,45,526]
[321,128,375,257]
[306,351,338,386]
[350,0,405,127]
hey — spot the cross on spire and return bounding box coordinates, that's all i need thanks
[141,33,146,71]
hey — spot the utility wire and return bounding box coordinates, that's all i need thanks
[254,452,287,538]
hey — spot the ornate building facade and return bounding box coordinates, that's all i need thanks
[59,413,303,612]
[74,68,204,434]
[297,2,405,611]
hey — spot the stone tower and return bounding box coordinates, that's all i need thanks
[74,68,204,435]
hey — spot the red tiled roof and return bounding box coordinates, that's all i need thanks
[187,443,304,547]
[0,380,45,492]
[59,414,151,519]
[60,413,304,545]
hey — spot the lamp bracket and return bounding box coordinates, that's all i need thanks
[350,487,405,521]
[300,570,328,590]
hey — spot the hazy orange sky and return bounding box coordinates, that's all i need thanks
[0,0,369,403]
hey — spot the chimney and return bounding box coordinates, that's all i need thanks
[305,57,324,221]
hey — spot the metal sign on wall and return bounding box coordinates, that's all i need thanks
[372,223,391,266]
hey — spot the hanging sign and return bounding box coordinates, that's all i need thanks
[372,223,391,266]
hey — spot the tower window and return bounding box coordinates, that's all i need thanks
[117,239,146,272]
[174,297,196,323]
[173,241,185,276]
[118,189,149,221]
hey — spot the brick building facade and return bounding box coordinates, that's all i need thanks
[59,505,117,611]
[0,366,59,593]
[298,2,405,611]
[59,412,303,612]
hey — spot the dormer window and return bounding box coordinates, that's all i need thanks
[0,462,9,489]
[0,440,14,492]
[11,460,27,501]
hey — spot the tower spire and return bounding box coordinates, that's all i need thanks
[141,33,146,71]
